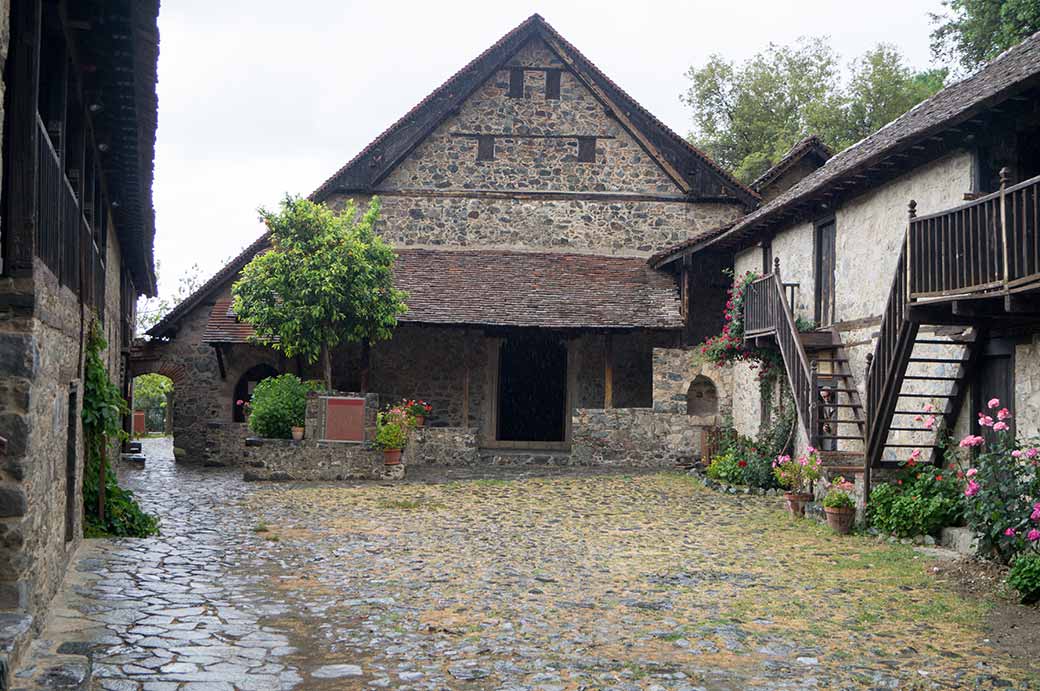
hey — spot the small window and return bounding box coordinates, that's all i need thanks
[545,69,561,99]
[476,135,495,162]
[508,67,525,98]
[577,137,596,162]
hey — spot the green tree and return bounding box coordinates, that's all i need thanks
[683,39,946,184]
[232,195,407,390]
[931,0,1040,72]
[133,373,173,431]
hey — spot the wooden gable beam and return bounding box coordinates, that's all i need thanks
[540,33,692,195]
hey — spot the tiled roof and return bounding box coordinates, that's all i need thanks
[654,29,1040,264]
[201,248,681,343]
[749,135,832,193]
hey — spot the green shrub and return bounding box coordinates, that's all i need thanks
[707,451,747,485]
[247,374,321,439]
[1007,551,1040,604]
[374,407,409,450]
[868,465,964,537]
[823,487,855,510]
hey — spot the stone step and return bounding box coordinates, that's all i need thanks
[479,449,573,466]
[10,638,91,691]
[0,612,33,691]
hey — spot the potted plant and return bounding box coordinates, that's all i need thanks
[823,476,856,534]
[291,425,305,441]
[375,407,409,465]
[402,399,433,427]
[773,448,822,517]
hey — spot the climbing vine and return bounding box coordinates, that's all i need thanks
[82,319,159,537]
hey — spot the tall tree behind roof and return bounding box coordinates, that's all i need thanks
[683,38,946,184]
[931,0,1040,72]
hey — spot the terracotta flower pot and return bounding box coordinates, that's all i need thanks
[291,426,304,441]
[383,448,402,466]
[824,506,856,534]
[784,492,813,517]
[414,415,425,428]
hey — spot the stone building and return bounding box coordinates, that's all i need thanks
[0,0,160,676]
[139,14,753,466]
[654,31,1040,493]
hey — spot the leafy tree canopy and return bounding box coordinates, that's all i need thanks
[133,373,173,412]
[232,195,408,390]
[135,261,205,337]
[930,0,1040,72]
[684,38,947,184]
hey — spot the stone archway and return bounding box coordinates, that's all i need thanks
[686,375,719,417]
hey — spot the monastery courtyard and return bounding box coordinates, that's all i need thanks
[15,439,1038,691]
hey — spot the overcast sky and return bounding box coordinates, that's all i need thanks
[151,0,947,300]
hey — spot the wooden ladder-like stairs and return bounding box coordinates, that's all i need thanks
[800,330,867,478]
[873,326,981,466]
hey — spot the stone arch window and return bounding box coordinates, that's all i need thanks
[233,364,279,422]
[686,375,718,417]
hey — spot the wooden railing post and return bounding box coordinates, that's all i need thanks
[773,256,781,280]
[999,167,1010,289]
[809,359,819,448]
[906,200,916,299]
[863,352,873,502]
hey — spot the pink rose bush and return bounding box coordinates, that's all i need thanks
[699,270,782,382]
[772,448,822,494]
[957,400,1040,603]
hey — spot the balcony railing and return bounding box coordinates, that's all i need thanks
[908,171,1040,301]
[35,114,107,320]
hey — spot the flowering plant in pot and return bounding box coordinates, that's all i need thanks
[822,476,856,534]
[773,448,821,516]
[402,399,433,427]
[375,406,410,465]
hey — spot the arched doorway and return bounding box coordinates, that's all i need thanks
[132,373,174,436]
[233,364,280,422]
[686,375,719,417]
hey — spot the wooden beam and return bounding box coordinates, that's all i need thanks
[213,345,226,380]
[461,336,471,425]
[604,334,614,409]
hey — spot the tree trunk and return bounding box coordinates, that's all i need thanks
[322,342,333,392]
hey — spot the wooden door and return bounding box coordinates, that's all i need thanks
[814,220,836,327]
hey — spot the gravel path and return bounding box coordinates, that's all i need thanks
[14,438,1039,690]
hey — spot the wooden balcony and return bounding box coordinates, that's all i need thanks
[907,171,1040,305]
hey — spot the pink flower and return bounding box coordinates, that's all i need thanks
[1031,507,1040,522]
[923,403,935,413]
[1027,448,1039,459]
[978,414,994,427]
[236,399,244,406]
[964,480,980,497]
[1005,528,1017,537]
[1012,450,1023,458]
[993,421,1009,432]
[1029,529,1040,543]
[966,468,977,477]
[988,398,1001,409]
[997,407,1011,421]
[924,415,937,430]
[909,448,922,461]
[959,435,985,448]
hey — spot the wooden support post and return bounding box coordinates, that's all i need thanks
[863,353,873,505]
[907,200,916,299]
[604,334,614,409]
[999,168,1010,289]
[461,336,470,426]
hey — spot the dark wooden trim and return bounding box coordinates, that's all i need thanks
[3,0,42,275]
[371,188,691,203]
[450,132,616,140]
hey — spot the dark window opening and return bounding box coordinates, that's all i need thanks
[545,69,561,99]
[577,137,596,163]
[476,135,495,162]
[233,364,280,422]
[508,67,525,98]
[814,219,836,327]
[497,334,567,442]
[65,384,78,543]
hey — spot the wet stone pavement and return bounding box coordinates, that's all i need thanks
[15,438,1040,690]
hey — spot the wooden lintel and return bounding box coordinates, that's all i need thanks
[541,34,692,195]
[1004,293,1040,314]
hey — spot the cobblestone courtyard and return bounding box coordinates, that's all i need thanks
[16,438,1040,690]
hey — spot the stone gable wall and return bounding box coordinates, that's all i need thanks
[378,40,680,196]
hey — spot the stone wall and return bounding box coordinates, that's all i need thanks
[1015,336,1040,438]
[402,427,479,466]
[651,347,731,416]
[571,408,713,466]
[240,438,392,482]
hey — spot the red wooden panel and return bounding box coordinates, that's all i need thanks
[324,398,365,441]
[133,411,146,435]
